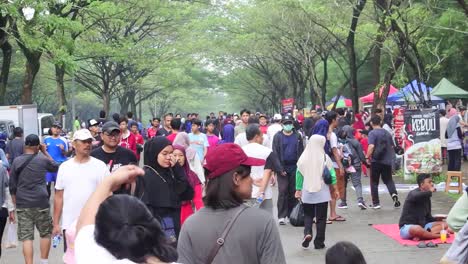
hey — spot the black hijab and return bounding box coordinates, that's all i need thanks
[144,136,171,171]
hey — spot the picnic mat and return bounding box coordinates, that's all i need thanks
[372,224,454,246]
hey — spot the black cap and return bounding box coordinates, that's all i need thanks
[282,115,294,124]
[101,121,120,134]
[52,122,62,128]
[25,134,40,146]
[87,119,99,128]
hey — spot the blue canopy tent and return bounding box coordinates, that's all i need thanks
[387,80,444,105]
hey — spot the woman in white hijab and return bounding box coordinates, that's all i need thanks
[295,134,339,250]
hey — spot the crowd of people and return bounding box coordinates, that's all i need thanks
[0,104,466,264]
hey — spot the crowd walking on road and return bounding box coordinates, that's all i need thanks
[0,104,466,264]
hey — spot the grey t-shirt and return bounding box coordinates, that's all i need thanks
[368,128,395,166]
[9,153,59,209]
[6,138,24,163]
[177,205,286,264]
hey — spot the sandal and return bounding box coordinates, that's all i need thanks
[426,242,438,248]
[328,216,346,222]
[417,242,427,248]
[314,218,333,224]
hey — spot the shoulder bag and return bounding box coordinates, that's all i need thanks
[322,155,332,185]
[206,206,248,264]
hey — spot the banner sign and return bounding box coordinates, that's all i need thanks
[403,109,442,174]
[393,108,405,148]
[281,98,294,114]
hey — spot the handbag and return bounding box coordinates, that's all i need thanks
[289,200,304,227]
[161,216,177,244]
[206,206,248,264]
[322,155,332,185]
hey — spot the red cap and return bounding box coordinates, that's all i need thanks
[204,143,265,179]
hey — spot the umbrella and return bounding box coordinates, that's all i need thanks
[326,99,352,110]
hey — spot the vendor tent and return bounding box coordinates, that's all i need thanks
[387,80,444,105]
[431,78,468,99]
[359,85,399,104]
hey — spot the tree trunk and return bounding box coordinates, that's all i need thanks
[457,0,468,16]
[103,93,111,116]
[373,57,404,110]
[347,0,367,113]
[0,41,12,105]
[55,64,67,114]
[21,53,42,105]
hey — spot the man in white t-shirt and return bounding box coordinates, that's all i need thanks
[52,129,110,251]
[242,124,280,214]
[267,114,283,149]
[325,111,346,222]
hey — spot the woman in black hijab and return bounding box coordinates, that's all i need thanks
[138,136,193,244]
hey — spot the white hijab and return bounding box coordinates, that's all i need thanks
[297,134,333,192]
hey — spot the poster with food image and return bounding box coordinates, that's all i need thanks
[403,109,442,174]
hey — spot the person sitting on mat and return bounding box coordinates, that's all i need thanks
[399,174,452,241]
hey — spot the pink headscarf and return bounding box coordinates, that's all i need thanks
[447,108,457,118]
[172,144,200,188]
[173,132,196,160]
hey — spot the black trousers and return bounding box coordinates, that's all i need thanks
[303,202,328,248]
[0,208,8,258]
[277,165,297,219]
[448,149,462,171]
[370,162,397,205]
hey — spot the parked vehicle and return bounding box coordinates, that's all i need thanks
[0,105,56,140]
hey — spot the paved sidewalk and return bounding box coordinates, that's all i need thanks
[1,173,463,263]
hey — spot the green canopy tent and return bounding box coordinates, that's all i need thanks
[431,78,468,99]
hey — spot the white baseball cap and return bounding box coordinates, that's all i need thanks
[73,129,93,141]
[273,114,282,121]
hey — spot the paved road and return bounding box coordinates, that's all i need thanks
[1,173,463,264]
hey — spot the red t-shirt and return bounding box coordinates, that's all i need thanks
[166,132,178,143]
[119,132,137,156]
[133,132,144,160]
[147,127,158,139]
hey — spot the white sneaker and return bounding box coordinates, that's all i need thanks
[278,218,286,225]
[285,217,290,223]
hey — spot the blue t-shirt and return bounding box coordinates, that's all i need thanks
[189,133,209,161]
[44,136,68,163]
[281,133,297,163]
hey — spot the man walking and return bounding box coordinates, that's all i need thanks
[189,119,209,162]
[243,124,280,213]
[6,127,24,164]
[267,114,283,149]
[272,115,304,225]
[91,121,137,191]
[87,119,102,150]
[44,122,69,198]
[325,111,346,222]
[235,109,251,137]
[366,115,400,209]
[147,117,160,139]
[53,129,110,252]
[10,134,59,264]
[157,114,173,136]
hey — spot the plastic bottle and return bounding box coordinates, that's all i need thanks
[52,235,61,248]
[253,196,264,208]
